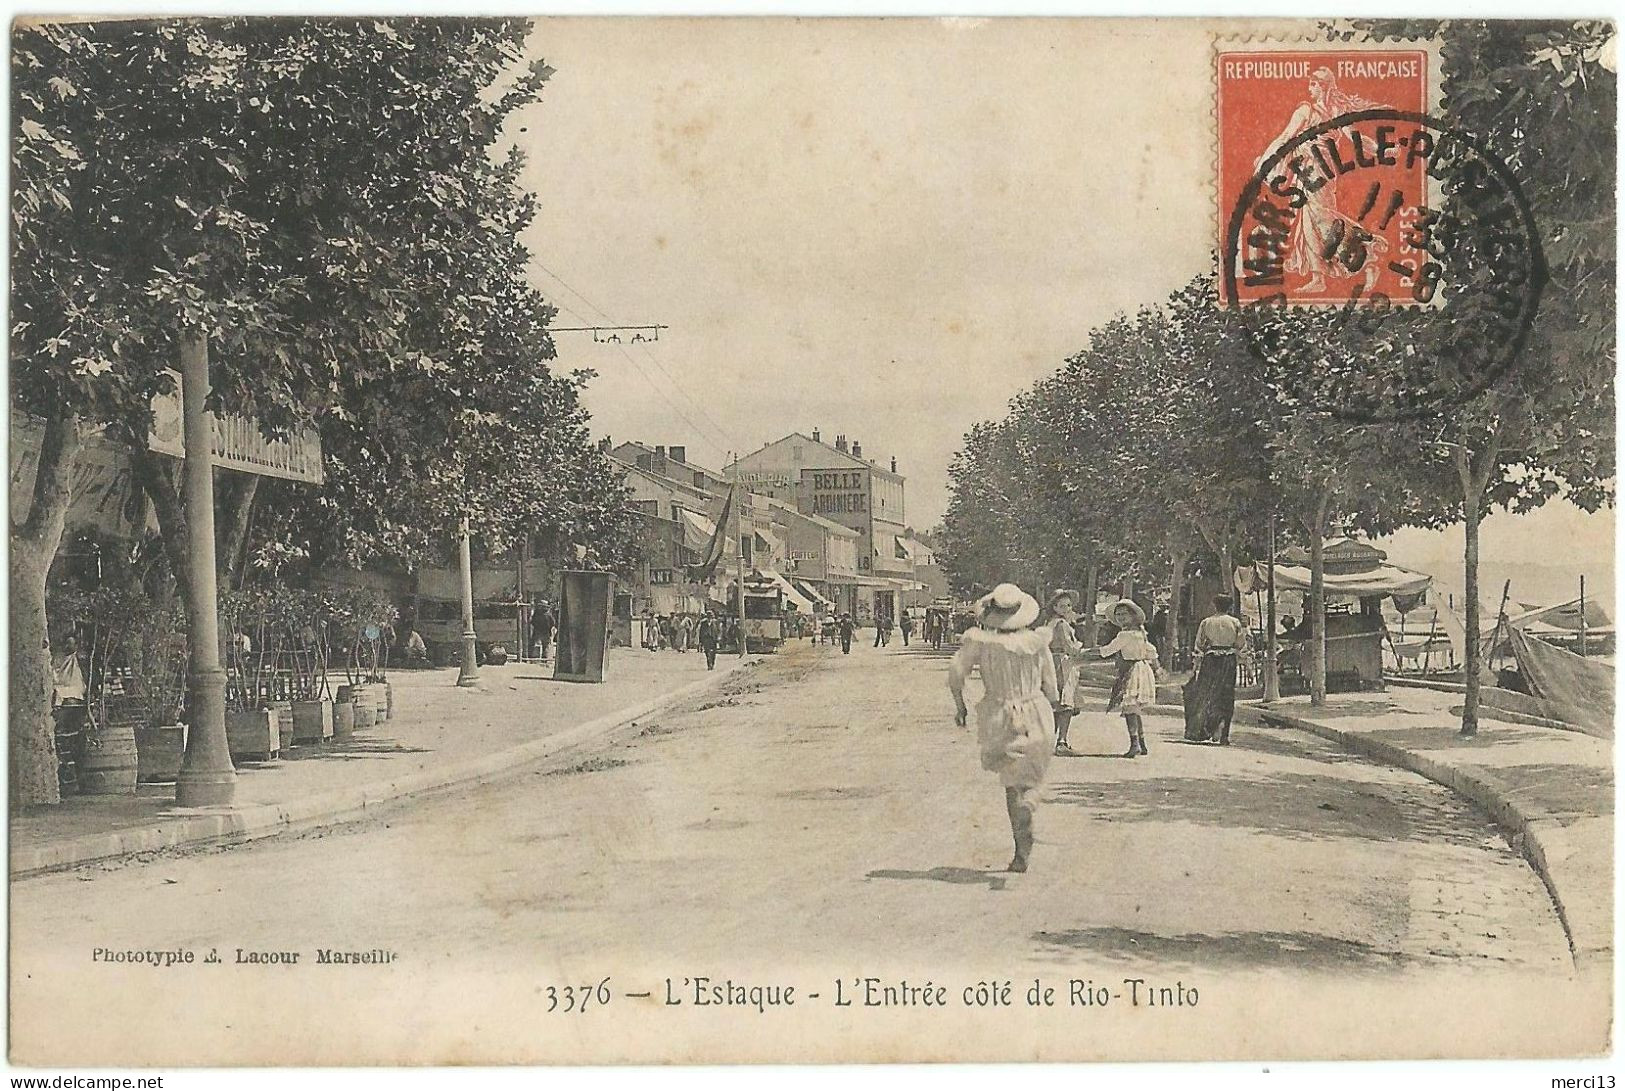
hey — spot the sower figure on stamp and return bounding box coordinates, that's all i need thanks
[948,583,1057,873]
[1253,67,1384,295]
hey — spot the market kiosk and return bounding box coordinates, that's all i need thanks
[1258,539,1432,693]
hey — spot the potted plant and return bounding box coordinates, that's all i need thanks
[331,585,397,730]
[128,595,189,782]
[220,587,279,762]
[289,588,335,745]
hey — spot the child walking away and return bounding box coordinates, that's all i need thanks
[948,583,1057,873]
[1099,600,1158,758]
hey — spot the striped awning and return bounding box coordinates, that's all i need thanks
[792,578,834,609]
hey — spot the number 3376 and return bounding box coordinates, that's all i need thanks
[546,977,612,1013]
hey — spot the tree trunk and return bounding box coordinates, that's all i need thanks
[215,470,260,587]
[1461,500,1483,734]
[10,410,84,808]
[1219,542,1234,615]
[1457,443,1498,737]
[1308,490,1330,707]
[129,444,193,610]
[1082,563,1099,646]
[1165,539,1186,669]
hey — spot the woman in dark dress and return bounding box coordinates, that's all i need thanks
[1183,594,1249,744]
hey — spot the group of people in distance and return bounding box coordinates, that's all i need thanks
[868,608,919,648]
[640,609,729,670]
[948,583,1247,873]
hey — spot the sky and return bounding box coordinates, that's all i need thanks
[513,17,1614,600]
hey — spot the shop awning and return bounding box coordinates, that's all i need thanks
[792,578,834,609]
[1254,560,1432,598]
[755,568,815,612]
[677,508,716,552]
[837,574,893,588]
[753,526,784,557]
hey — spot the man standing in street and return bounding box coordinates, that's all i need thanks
[899,608,915,646]
[531,600,556,662]
[837,613,856,655]
[698,613,721,670]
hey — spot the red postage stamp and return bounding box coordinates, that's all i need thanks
[1217,46,1434,307]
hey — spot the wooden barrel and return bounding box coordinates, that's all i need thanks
[351,684,378,729]
[53,705,85,796]
[80,721,139,795]
[332,699,356,740]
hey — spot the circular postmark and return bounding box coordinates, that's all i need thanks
[1221,109,1546,422]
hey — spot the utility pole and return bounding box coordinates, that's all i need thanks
[1579,575,1588,657]
[174,331,236,807]
[1264,512,1280,704]
[737,485,748,658]
[457,515,481,687]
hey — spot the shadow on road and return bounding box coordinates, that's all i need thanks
[1046,770,1498,849]
[279,739,434,762]
[867,867,1008,891]
[1031,926,1415,971]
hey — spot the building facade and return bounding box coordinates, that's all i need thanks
[728,430,920,622]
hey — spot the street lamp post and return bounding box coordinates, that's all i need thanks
[1264,512,1280,704]
[174,331,237,807]
[737,488,748,659]
[456,514,481,687]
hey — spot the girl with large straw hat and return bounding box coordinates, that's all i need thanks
[1098,599,1159,757]
[948,582,1058,873]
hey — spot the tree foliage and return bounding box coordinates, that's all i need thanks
[11,17,635,803]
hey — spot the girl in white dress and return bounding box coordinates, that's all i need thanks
[1099,600,1158,758]
[948,583,1057,873]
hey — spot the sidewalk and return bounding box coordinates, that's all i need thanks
[12,647,756,878]
[1247,687,1613,975]
[1077,672,1612,974]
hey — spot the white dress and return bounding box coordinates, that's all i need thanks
[949,628,1058,788]
[1101,630,1158,714]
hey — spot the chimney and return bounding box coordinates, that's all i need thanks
[812,428,821,444]
[669,445,686,465]
[835,434,848,453]
[890,456,897,473]
[852,440,863,458]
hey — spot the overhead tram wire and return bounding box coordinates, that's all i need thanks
[536,265,738,454]
[532,261,742,458]
[543,298,735,458]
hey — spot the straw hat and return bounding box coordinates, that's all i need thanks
[1110,598,1146,626]
[977,583,1040,631]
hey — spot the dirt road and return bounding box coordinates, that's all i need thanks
[12,639,1591,1064]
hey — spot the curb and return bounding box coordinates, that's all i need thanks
[1075,682,1605,970]
[1250,704,1602,971]
[12,657,760,880]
